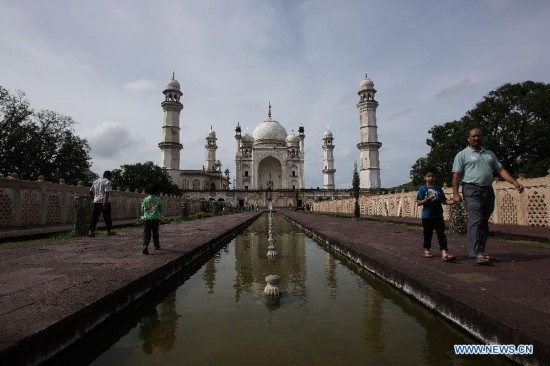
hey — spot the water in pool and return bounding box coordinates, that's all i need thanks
[50,213,512,365]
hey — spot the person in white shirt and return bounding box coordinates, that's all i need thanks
[88,170,115,237]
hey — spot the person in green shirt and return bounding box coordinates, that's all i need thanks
[141,184,163,255]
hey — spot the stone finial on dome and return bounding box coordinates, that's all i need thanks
[207,125,216,139]
[268,102,272,121]
[359,73,374,90]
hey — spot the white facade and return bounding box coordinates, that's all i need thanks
[322,128,336,189]
[356,74,382,189]
[235,104,305,190]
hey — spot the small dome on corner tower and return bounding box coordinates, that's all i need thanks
[359,74,374,91]
[165,78,181,91]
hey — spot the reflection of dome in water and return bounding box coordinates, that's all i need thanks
[252,121,287,144]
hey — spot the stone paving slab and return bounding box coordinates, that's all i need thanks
[279,209,550,366]
[0,211,261,366]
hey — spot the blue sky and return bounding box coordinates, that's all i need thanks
[1,0,549,188]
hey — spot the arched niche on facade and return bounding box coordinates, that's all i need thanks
[258,156,283,189]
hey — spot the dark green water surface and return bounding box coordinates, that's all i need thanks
[50,213,513,366]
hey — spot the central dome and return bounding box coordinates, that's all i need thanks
[252,120,287,144]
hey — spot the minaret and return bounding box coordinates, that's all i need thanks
[322,128,336,189]
[234,122,242,189]
[298,123,305,188]
[205,126,218,171]
[158,73,183,184]
[356,74,382,189]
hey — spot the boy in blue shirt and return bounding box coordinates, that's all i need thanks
[141,184,163,255]
[417,167,456,262]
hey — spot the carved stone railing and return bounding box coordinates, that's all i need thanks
[0,173,188,229]
[313,171,550,227]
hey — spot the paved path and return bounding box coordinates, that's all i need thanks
[0,210,548,365]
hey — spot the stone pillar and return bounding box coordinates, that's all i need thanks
[448,201,467,235]
[74,195,92,235]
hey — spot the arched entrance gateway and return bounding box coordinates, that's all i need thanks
[258,156,282,189]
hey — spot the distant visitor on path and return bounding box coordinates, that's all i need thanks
[416,167,456,262]
[89,170,116,237]
[141,184,163,255]
[451,128,524,265]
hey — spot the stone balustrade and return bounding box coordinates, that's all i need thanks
[313,171,550,227]
[0,174,189,229]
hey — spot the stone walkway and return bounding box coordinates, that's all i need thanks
[0,210,548,365]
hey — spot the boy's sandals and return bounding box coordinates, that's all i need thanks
[442,254,456,262]
[423,251,434,258]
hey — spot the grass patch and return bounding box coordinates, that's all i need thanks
[1,231,77,249]
[501,239,550,249]
[52,231,78,241]
[0,239,49,249]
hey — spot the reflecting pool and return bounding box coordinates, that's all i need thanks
[50,213,512,365]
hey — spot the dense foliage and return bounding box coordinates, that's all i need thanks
[0,86,93,185]
[110,161,180,195]
[410,81,550,186]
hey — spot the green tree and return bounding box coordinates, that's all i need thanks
[411,81,550,186]
[0,86,92,184]
[111,161,180,194]
[352,161,360,218]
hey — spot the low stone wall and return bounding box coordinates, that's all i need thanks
[313,172,550,227]
[0,175,188,229]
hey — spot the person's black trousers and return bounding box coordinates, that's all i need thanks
[143,219,160,248]
[422,216,448,251]
[90,203,112,232]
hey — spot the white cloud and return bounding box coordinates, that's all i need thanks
[87,120,136,158]
[2,0,550,188]
[123,79,156,93]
